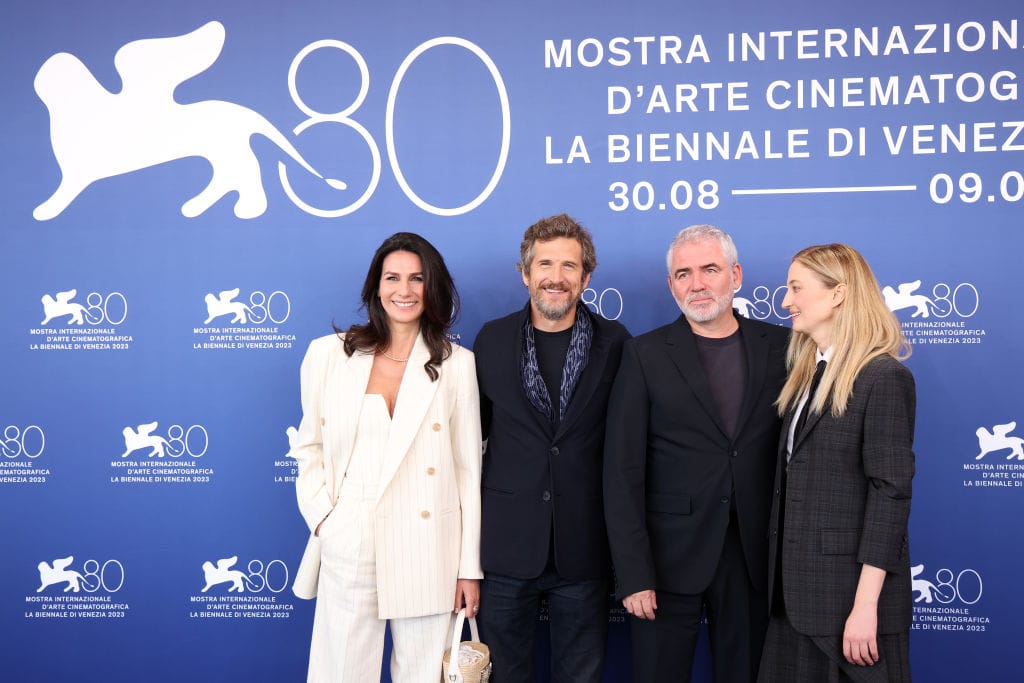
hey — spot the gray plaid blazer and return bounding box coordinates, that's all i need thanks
[766,354,916,636]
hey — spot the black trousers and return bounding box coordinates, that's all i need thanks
[630,519,768,683]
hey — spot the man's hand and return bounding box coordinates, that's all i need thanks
[623,589,658,620]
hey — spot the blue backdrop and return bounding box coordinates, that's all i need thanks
[2,1,1021,680]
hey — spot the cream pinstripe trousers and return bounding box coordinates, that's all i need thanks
[308,396,452,683]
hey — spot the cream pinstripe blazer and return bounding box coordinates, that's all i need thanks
[288,333,483,619]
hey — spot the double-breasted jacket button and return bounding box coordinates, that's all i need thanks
[432,423,441,432]
[426,467,436,475]
[420,510,431,519]
[320,417,326,426]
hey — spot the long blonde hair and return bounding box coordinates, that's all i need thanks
[777,244,910,417]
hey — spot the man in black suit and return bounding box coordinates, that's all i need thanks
[604,224,789,682]
[474,214,630,683]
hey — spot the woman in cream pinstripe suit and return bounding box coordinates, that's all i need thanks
[288,232,482,683]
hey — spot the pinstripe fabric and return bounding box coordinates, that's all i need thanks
[310,471,452,683]
[288,333,483,680]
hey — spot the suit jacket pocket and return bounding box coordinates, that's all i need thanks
[820,528,861,555]
[646,493,691,515]
[483,485,514,497]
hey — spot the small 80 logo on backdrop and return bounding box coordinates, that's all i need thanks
[962,419,1024,490]
[911,562,990,634]
[193,287,296,351]
[110,421,215,485]
[882,278,987,346]
[24,555,131,620]
[28,289,134,352]
[1,425,50,485]
[188,555,296,620]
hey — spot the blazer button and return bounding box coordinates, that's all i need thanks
[432,423,441,432]
[550,447,559,456]
[320,418,325,426]
[420,510,431,519]
[542,491,551,502]
[426,467,436,475]
[731,450,738,458]
[720,496,729,504]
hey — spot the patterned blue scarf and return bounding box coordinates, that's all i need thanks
[520,303,593,422]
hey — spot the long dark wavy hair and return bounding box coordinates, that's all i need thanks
[336,232,458,381]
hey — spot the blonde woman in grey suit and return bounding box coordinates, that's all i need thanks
[288,233,482,683]
[760,244,915,682]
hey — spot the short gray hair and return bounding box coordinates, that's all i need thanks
[665,224,738,273]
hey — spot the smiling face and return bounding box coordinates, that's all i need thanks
[667,238,741,334]
[522,237,591,330]
[378,250,425,329]
[781,261,845,350]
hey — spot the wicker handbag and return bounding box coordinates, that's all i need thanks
[441,608,492,683]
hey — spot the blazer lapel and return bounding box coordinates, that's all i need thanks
[376,333,439,503]
[733,315,770,437]
[792,399,829,454]
[664,317,729,438]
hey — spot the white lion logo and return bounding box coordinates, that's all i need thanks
[911,564,941,604]
[201,556,249,593]
[732,296,755,319]
[975,422,1024,461]
[120,421,171,458]
[882,280,935,318]
[204,288,252,324]
[40,289,90,326]
[37,556,85,593]
[33,21,345,221]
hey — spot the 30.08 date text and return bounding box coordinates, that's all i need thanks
[608,180,720,212]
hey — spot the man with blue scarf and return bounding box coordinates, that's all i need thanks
[474,214,630,683]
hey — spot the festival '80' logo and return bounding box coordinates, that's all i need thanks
[30,289,132,352]
[963,419,1024,490]
[112,421,214,485]
[34,21,509,220]
[200,556,290,594]
[911,562,989,634]
[1,425,49,485]
[190,555,295,620]
[26,555,130,620]
[194,287,296,350]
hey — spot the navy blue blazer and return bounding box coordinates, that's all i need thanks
[474,304,630,580]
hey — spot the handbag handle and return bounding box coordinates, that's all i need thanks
[447,607,482,683]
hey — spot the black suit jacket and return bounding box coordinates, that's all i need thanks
[766,355,916,636]
[475,305,630,580]
[604,313,789,598]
